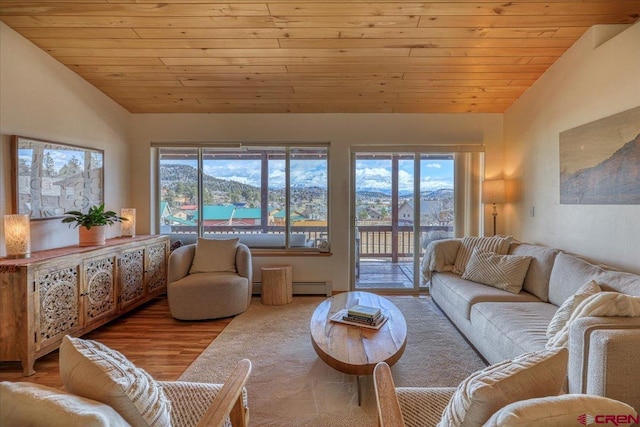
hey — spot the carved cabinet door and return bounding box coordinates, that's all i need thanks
[33,261,83,351]
[83,254,118,328]
[145,241,167,297]
[118,247,145,310]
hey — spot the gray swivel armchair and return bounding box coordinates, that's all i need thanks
[167,239,252,320]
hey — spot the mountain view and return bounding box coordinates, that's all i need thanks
[161,155,454,229]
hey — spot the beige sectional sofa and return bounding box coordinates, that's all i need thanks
[422,238,640,411]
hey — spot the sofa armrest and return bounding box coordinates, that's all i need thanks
[235,244,252,285]
[568,316,640,411]
[168,244,196,284]
[421,238,461,284]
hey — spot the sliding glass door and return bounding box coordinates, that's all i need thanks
[352,151,455,291]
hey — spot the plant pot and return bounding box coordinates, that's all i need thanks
[79,225,106,246]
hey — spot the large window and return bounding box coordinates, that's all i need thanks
[157,144,329,250]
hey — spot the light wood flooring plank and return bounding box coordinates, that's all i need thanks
[0,297,232,388]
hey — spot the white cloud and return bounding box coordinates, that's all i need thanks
[420,177,453,191]
[425,163,442,169]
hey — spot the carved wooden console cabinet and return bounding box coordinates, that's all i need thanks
[0,235,169,375]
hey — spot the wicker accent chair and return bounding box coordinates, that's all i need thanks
[163,359,252,427]
[0,358,252,427]
[373,362,638,427]
[374,362,455,427]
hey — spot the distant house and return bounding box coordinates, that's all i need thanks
[191,205,262,226]
[357,207,382,220]
[160,201,197,233]
[398,200,447,225]
[270,209,307,226]
[193,206,235,226]
[232,207,261,226]
[160,201,171,219]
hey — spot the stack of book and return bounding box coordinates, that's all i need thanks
[343,304,385,326]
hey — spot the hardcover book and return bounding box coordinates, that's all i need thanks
[330,309,388,330]
[347,304,381,319]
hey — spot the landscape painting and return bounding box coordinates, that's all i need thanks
[560,106,640,205]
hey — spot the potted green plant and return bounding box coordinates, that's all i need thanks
[62,204,127,246]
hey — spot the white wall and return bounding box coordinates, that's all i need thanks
[131,113,503,290]
[0,23,131,254]
[504,22,640,274]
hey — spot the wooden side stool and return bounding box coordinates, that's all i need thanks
[260,265,293,305]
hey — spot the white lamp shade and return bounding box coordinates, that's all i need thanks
[121,208,136,237]
[4,214,31,258]
[482,179,507,204]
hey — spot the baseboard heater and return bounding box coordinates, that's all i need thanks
[252,281,332,297]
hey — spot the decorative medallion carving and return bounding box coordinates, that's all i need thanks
[120,249,144,304]
[38,266,79,341]
[85,257,115,320]
[147,243,166,293]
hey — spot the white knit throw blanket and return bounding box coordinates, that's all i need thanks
[420,239,460,285]
[546,291,640,349]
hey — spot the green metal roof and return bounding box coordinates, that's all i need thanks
[192,205,235,220]
[164,215,195,226]
[234,208,261,219]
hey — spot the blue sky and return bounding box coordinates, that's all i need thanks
[162,156,452,192]
[356,158,454,193]
[18,148,102,171]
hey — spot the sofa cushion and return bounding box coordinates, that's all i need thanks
[470,302,556,359]
[438,348,568,427]
[546,280,601,340]
[0,381,130,427]
[431,272,540,320]
[484,394,638,427]
[452,235,512,275]
[60,335,172,427]
[548,252,640,306]
[508,243,559,302]
[190,237,239,274]
[461,248,532,294]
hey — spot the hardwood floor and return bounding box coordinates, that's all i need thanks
[0,296,232,388]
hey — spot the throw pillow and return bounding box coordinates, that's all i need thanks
[189,237,239,274]
[0,381,130,427]
[59,335,172,427]
[461,248,532,294]
[484,394,638,427]
[546,280,601,340]
[437,347,568,427]
[452,235,512,276]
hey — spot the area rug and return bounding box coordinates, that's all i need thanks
[179,295,486,427]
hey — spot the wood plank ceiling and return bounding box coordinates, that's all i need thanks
[1,1,638,114]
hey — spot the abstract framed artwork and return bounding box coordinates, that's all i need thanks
[560,106,640,204]
[12,136,104,219]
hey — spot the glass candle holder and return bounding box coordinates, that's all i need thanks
[121,208,136,237]
[4,214,31,258]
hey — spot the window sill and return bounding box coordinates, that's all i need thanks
[250,249,332,257]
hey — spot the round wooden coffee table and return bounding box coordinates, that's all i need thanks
[310,291,407,404]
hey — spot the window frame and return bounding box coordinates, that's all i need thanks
[153,142,330,251]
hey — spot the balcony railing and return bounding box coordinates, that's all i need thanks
[165,224,451,258]
[356,225,452,261]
